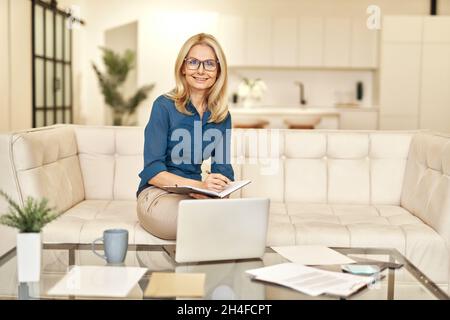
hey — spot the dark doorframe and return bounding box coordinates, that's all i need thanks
[31,0,84,128]
[430,0,438,15]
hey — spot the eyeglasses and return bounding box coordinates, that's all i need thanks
[184,58,219,71]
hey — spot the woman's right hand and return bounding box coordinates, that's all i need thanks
[202,173,231,192]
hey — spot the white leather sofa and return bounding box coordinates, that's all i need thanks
[0,125,449,289]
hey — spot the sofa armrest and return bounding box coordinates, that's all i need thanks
[0,226,16,256]
[0,134,21,254]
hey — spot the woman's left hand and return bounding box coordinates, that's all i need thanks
[188,193,212,199]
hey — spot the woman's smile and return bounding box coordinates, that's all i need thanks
[192,75,209,82]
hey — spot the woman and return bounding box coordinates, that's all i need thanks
[136,33,234,240]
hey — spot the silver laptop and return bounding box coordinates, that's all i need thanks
[175,198,270,263]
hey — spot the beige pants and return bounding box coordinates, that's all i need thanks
[136,187,191,240]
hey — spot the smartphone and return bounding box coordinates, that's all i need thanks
[341,264,380,275]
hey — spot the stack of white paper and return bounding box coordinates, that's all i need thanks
[271,245,356,265]
[47,266,148,298]
[247,263,375,297]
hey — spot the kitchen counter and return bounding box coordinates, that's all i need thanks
[229,106,379,130]
[229,106,378,115]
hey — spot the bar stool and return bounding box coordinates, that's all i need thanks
[284,116,321,129]
[233,119,270,129]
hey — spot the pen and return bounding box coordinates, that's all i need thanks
[206,170,230,185]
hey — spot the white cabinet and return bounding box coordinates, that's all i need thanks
[217,15,245,66]
[379,16,450,133]
[339,110,378,130]
[379,16,423,130]
[272,17,297,66]
[420,17,450,133]
[245,16,272,66]
[379,115,419,130]
[379,43,422,129]
[220,14,378,69]
[420,44,450,132]
[382,16,423,42]
[298,17,324,67]
[324,18,351,67]
[351,18,378,68]
[422,16,450,42]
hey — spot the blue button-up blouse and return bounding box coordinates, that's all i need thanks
[137,95,234,197]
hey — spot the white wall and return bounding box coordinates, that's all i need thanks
[9,0,32,131]
[0,0,32,132]
[0,0,10,132]
[104,21,138,124]
[435,1,450,14]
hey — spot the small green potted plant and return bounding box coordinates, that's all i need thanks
[0,190,59,282]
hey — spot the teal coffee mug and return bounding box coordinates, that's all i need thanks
[92,229,129,264]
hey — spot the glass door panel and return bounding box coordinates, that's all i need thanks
[56,110,64,124]
[56,14,63,60]
[65,65,71,106]
[64,25,70,61]
[46,62,54,109]
[35,58,44,107]
[45,9,53,59]
[35,111,45,128]
[55,63,63,107]
[34,6,44,56]
[46,110,54,126]
[64,109,71,124]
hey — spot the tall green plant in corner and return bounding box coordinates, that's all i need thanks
[92,47,155,126]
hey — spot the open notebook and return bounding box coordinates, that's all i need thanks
[163,180,251,198]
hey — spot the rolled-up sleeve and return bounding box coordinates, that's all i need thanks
[139,99,169,185]
[211,113,235,181]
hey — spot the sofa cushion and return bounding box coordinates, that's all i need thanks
[241,161,284,202]
[43,200,171,245]
[285,159,327,203]
[328,159,371,204]
[75,127,144,201]
[266,203,449,283]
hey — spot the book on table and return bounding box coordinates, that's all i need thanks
[163,180,251,199]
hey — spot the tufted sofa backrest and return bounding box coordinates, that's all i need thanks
[3,126,84,213]
[231,129,415,205]
[1,126,424,212]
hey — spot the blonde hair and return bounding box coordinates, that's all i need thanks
[166,33,229,123]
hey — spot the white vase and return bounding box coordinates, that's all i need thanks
[16,233,42,282]
[243,96,259,108]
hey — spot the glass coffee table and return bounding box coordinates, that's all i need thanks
[0,244,448,300]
